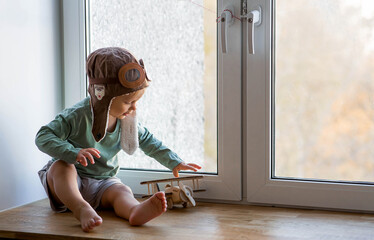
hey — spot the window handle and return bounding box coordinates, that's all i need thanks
[220,5,235,54]
[247,7,261,54]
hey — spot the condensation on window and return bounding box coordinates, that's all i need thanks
[89,0,217,173]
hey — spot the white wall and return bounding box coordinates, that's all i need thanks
[0,0,62,210]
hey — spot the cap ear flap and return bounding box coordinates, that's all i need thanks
[88,85,111,142]
[118,63,146,88]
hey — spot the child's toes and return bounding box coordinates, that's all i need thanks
[94,217,103,226]
[82,223,91,232]
[155,191,166,201]
[163,200,167,209]
[88,219,96,228]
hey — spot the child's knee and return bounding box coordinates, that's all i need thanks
[114,184,133,195]
[122,184,133,195]
[107,184,134,199]
[101,184,134,208]
[48,160,76,177]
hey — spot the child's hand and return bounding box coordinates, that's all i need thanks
[76,148,101,167]
[172,163,202,177]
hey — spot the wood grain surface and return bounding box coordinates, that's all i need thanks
[1,199,374,240]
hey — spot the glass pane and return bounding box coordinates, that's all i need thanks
[88,0,217,173]
[274,0,374,182]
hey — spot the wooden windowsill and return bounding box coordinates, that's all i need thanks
[0,199,373,239]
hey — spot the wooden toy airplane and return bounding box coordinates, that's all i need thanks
[140,176,205,209]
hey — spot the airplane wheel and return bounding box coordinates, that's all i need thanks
[179,183,196,207]
[167,197,173,209]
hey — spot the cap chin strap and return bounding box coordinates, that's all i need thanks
[120,110,139,155]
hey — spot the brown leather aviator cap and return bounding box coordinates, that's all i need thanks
[86,47,150,142]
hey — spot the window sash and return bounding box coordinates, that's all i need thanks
[62,0,242,201]
[245,0,374,212]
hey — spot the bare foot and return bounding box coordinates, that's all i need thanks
[129,191,167,226]
[74,205,103,232]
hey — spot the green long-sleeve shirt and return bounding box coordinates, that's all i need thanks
[35,97,183,179]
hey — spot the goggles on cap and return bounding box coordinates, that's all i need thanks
[89,61,146,89]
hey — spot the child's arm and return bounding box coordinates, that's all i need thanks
[137,124,202,175]
[138,124,182,170]
[35,113,81,164]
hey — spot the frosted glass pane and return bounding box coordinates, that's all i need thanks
[274,0,374,182]
[88,0,217,173]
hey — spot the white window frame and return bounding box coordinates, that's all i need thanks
[62,0,242,201]
[245,0,374,212]
[62,0,87,109]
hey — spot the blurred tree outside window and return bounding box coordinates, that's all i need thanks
[275,0,374,182]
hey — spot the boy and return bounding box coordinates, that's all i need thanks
[36,47,201,232]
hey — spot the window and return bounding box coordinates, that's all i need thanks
[87,0,217,174]
[63,0,374,210]
[275,0,374,183]
[63,0,241,201]
[247,0,374,212]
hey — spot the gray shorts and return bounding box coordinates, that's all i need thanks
[38,160,122,212]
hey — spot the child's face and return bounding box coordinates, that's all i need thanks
[109,89,145,119]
